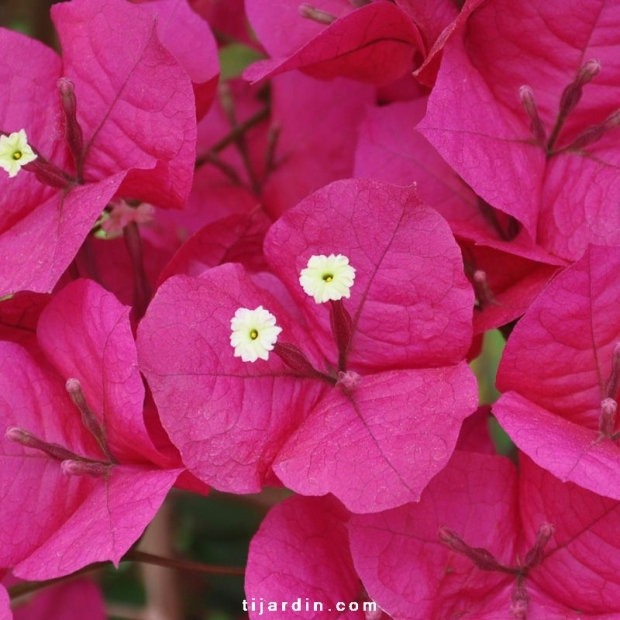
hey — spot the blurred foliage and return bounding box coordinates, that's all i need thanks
[471,328,516,456]
[472,329,504,406]
[219,43,263,80]
[101,491,266,619]
[0,0,58,46]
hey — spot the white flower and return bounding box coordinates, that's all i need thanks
[299,254,356,303]
[0,130,37,177]
[230,306,282,362]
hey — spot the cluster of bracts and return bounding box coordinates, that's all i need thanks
[1,0,620,618]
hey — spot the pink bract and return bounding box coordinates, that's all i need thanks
[0,0,196,295]
[133,0,220,119]
[246,0,355,59]
[158,211,270,282]
[353,97,563,332]
[261,71,374,218]
[349,452,620,618]
[0,280,181,580]
[418,0,620,260]
[243,2,422,84]
[245,495,363,620]
[138,179,478,513]
[52,0,197,207]
[494,245,620,499]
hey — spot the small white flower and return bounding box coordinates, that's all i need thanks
[0,129,37,177]
[230,306,282,362]
[299,254,356,304]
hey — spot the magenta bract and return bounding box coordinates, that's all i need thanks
[138,179,477,513]
[244,2,422,84]
[0,280,180,580]
[0,0,196,295]
[261,71,374,218]
[495,245,620,499]
[349,452,620,618]
[132,0,220,119]
[246,0,355,59]
[418,0,620,260]
[245,495,362,620]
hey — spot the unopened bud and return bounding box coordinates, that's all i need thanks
[299,3,337,24]
[519,85,547,144]
[523,522,554,569]
[567,108,620,151]
[6,427,78,461]
[438,526,507,572]
[66,378,116,463]
[472,270,498,309]
[61,459,112,478]
[66,378,101,440]
[599,398,617,437]
[330,299,354,371]
[559,59,601,118]
[602,108,620,131]
[6,427,32,444]
[22,157,74,189]
[57,77,84,177]
[576,59,602,85]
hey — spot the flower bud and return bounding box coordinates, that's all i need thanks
[58,77,85,177]
[61,459,112,477]
[523,522,554,569]
[519,85,547,144]
[66,378,116,463]
[6,427,78,462]
[298,3,337,24]
[567,108,620,151]
[438,526,507,572]
[599,398,617,437]
[559,59,601,119]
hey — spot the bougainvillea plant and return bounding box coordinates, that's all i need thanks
[2,0,620,618]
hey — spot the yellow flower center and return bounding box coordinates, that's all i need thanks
[12,151,22,161]
[250,329,258,340]
[322,274,333,282]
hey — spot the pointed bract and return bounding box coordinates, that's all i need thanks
[495,245,620,499]
[139,180,477,512]
[418,0,620,259]
[245,495,362,620]
[349,452,620,618]
[243,3,422,84]
[0,281,181,580]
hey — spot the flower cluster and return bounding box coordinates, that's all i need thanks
[2,0,620,618]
